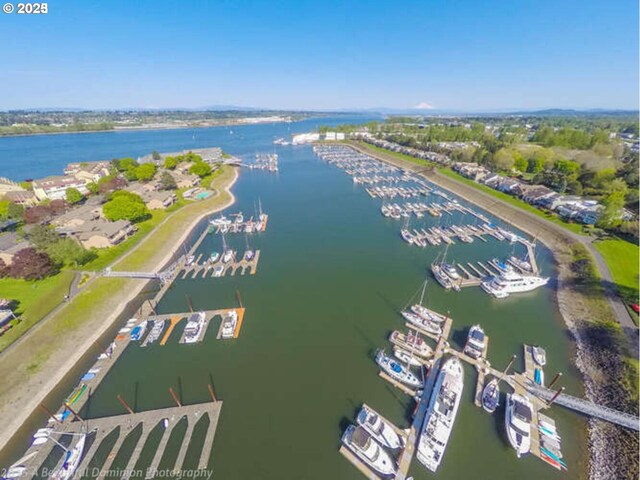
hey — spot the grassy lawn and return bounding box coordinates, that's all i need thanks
[593,238,640,324]
[436,168,586,235]
[0,270,75,351]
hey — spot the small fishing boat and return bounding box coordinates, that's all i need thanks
[222,249,235,263]
[375,351,423,388]
[356,405,404,450]
[482,378,500,413]
[532,346,547,366]
[210,251,220,262]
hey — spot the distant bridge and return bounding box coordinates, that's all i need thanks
[527,384,639,431]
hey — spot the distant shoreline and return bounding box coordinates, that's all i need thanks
[0,116,306,139]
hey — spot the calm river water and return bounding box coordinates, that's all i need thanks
[0,118,588,479]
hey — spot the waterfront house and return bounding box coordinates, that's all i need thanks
[126,183,177,210]
[32,176,90,201]
[56,218,137,249]
[3,190,37,206]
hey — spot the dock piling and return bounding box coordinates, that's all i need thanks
[548,372,563,389]
[169,387,182,407]
[547,386,566,407]
[117,394,135,414]
[208,384,217,402]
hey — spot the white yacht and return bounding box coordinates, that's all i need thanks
[505,393,533,458]
[375,351,423,388]
[463,324,486,359]
[341,425,397,477]
[209,215,230,227]
[51,433,86,480]
[481,268,549,298]
[416,357,464,472]
[411,304,447,324]
[356,405,404,450]
[431,263,453,290]
[400,229,414,245]
[183,311,206,344]
[221,310,238,339]
[222,249,235,263]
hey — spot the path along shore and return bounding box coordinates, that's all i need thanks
[345,141,639,480]
[0,167,238,456]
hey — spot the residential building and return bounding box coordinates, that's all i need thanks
[126,183,177,210]
[3,190,37,206]
[0,177,25,196]
[32,176,90,201]
[0,232,30,265]
[64,161,111,183]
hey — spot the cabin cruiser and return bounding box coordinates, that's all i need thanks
[481,268,549,298]
[463,324,486,358]
[532,346,547,366]
[222,249,235,263]
[416,357,464,472]
[183,311,206,344]
[143,319,166,346]
[221,310,238,339]
[244,250,255,261]
[130,320,148,342]
[411,304,447,324]
[389,331,433,358]
[210,251,220,263]
[401,310,442,336]
[482,378,500,413]
[505,393,533,457]
[375,351,423,388]
[341,425,397,477]
[441,263,460,280]
[356,405,404,450]
[51,433,86,480]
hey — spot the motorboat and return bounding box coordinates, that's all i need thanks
[481,268,549,298]
[482,378,500,413]
[442,263,460,280]
[356,405,404,450]
[505,393,533,458]
[143,319,166,346]
[341,425,397,477]
[400,229,414,245]
[244,250,255,261]
[416,357,464,472]
[431,263,453,290]
[389,331,433,358]
[222,249,235,263]
[183,312,206,344]
[213,265,224,277]
[375,351,423,389]
[532,346,547,366]
[221,310,238,339]
[463,324,486,358]
[210,251,220,262]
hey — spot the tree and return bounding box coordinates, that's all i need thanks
[0,258,7,278]
[23,205,51,224]
[46,238,96,267]
[6,203,24,220]
[135,163,157,182]
[114,157,138,172]
[65,187,85,205]
[86,182,99,195]
[19,181,33,191]
[0,200,10,219]
[189,161,212,178]
[491,149,515,171]
[159,171,177,190]
[597,180,628,229]
[8,248,56,280]
[124,166,138,181]
[28,224,59,250]
[152,151,161,161]
[163,156,179,170]
[98,175,127,194]
[527,157,545,174]
[513,154,528,173]
[102,191,150,223]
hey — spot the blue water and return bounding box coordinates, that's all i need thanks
[0,115,377,181]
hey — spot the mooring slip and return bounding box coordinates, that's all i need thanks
[179,250,261,279]
[22,402,222,479]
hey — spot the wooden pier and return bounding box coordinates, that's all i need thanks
[22,402,222,479]
[179,250,261,279]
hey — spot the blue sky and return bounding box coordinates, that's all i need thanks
[0,0,638,111]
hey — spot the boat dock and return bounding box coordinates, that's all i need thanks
[179,251,261,279]
[21,401,222,479]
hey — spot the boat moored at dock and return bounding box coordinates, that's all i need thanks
[341,425,397,477]
[356,405,405,450]
[505,393,533,458]
[389,331,433,358]
[463,324,486,358]
[482,378,500,414]
[375,350,423,388]
[182,311,206,344]
[416,357,464,472]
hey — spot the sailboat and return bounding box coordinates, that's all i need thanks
[430,243,461,291]
[410,279,448,325]
[49,431,88,480]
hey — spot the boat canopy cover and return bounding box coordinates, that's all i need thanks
[514,401,533,422]
[352,426,372,449]
[391,363,403,374]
